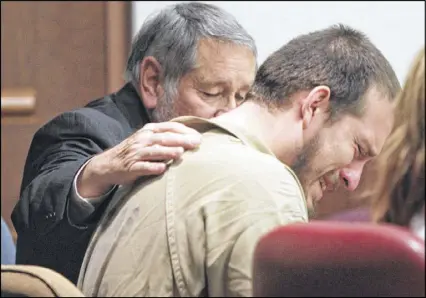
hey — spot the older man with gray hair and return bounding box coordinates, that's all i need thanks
[12,2,257,284]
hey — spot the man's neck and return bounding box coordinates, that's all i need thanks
[216,101,302,165]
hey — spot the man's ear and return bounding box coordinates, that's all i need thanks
[138,56,164,109]
[300,85,331,129]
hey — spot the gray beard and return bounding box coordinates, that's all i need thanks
[150,93,177,123]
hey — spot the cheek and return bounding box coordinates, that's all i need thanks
[313,137,354,173]
[174,90,217,118]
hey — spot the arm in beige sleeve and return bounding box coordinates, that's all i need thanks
[205,165,308,297]
[226,167,308,296]
[226,216,306,297]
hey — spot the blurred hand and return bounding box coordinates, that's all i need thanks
[77,122,202,198]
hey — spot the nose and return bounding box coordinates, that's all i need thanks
[339,161,366,191]
[213,97,238,117]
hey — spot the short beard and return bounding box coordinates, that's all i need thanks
[291,134,321,216]
[307,202,317,219]
[150,91,177,123]
[291,133,321,185]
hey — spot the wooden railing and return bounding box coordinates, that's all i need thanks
[1,89,36,116]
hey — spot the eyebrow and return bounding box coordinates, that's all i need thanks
[196,79,228,88]
[195,79,251,91]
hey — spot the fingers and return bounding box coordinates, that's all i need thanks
[138,145,184,161]
[136,122,202,149]
[141,122,200,136]
[130,161,167,176]
[147,132,201,149]
[125,144,184,177]
[103,122,202,183]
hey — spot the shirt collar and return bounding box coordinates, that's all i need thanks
[172,115,308,215]
[171,115,275,157]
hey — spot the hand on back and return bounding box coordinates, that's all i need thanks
[78,122,202,198]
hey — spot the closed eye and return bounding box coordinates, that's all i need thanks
[201,91,220,97]
[357,144,365,158]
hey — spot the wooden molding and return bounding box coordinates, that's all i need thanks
[105,1,131,94]
[1,89,36,115]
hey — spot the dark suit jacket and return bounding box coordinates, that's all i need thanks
[12,83,150,284]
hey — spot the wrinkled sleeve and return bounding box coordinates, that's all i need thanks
[12,110,123,235]
[205,166,308,297]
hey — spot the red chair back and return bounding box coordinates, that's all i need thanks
[253,222,425,297]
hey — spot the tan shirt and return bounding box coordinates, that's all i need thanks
[78,116,308,297]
